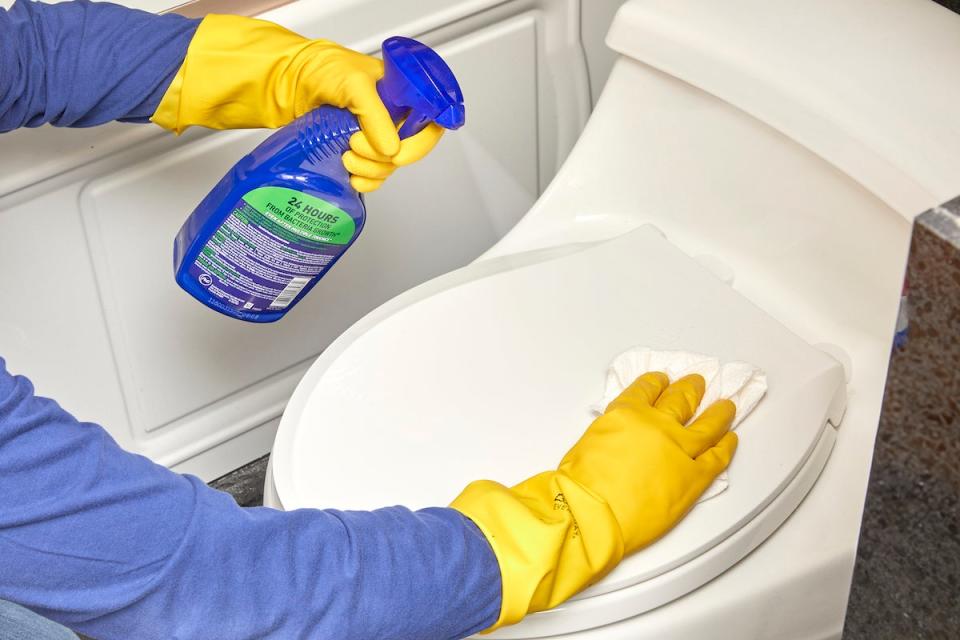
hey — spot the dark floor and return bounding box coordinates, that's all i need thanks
[209,454,270,507]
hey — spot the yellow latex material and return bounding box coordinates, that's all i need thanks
[153,15,446,192]
[451,372,738,631]
[344,123,444,192]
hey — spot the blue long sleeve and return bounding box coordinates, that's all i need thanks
[0,358,501,639]
[0,0,199,130]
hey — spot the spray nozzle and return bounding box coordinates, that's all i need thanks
[376,36,466,140]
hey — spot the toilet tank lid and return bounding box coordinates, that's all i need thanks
[607,0,960,219]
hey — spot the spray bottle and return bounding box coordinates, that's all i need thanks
[173,37,465,322]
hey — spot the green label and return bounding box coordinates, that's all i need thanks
[243,186,356,245]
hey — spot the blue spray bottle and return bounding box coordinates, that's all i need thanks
[173,37,465,322]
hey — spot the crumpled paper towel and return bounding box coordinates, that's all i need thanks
[591,347,768,502]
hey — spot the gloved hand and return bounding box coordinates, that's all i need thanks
[451,371,738,631]
[151,14,444,192]
[344,122,444,192]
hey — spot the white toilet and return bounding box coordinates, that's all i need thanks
[265,1,960,638]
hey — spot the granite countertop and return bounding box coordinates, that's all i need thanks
[843,200,960,638]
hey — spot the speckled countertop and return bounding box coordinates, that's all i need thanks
[843,200,960,638]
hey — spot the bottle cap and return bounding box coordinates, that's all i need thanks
[377,36,466,139]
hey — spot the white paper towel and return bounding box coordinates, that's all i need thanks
[592,347,768,502]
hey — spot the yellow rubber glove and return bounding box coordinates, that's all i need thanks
[344,122,445,192]
[152,15,446,192]
[451,372,739,631]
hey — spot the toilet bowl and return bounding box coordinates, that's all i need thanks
[265,0,960,638]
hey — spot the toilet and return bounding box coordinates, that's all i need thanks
[265,1,960,638]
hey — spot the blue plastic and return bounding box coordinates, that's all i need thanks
[173,36,465,322]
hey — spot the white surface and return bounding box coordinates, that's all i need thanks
[594,347,769,502]
[606,0,960,219]
[270,227,845,632]
[0,0,592,478]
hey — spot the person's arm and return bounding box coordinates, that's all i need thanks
[0,0,441,191]
[0,357,501,639]
[0,0,199,130]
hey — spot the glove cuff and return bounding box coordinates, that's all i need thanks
[151,14,331,133]
[450,472,625,632]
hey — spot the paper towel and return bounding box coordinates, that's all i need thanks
[592,347,767,502]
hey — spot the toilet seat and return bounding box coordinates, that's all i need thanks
[270,226,847,637]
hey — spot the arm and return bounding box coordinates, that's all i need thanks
[0,357,501,639]
[0,0,439,191]
[0,0,199,130]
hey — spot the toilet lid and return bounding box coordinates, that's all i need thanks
[270,226,845,632]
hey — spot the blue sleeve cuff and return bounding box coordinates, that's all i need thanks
[0,0,199,132]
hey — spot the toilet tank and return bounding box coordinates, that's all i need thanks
[491,0,960,262]
[483,0,960,395]
[605,0,960,219]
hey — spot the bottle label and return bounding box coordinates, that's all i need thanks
[188,186,357,314]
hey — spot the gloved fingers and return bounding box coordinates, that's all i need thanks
[393,123,445,166]
[605,371,669,413]
[344,74,401,157]
[695,431,738,479]
[653,374,706,424]
[349,130,394,163]
[342,151,396,180]
[350,175,385,193]
[350,122,445,167]
[679,432,738,509]
[677,399,736,458]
